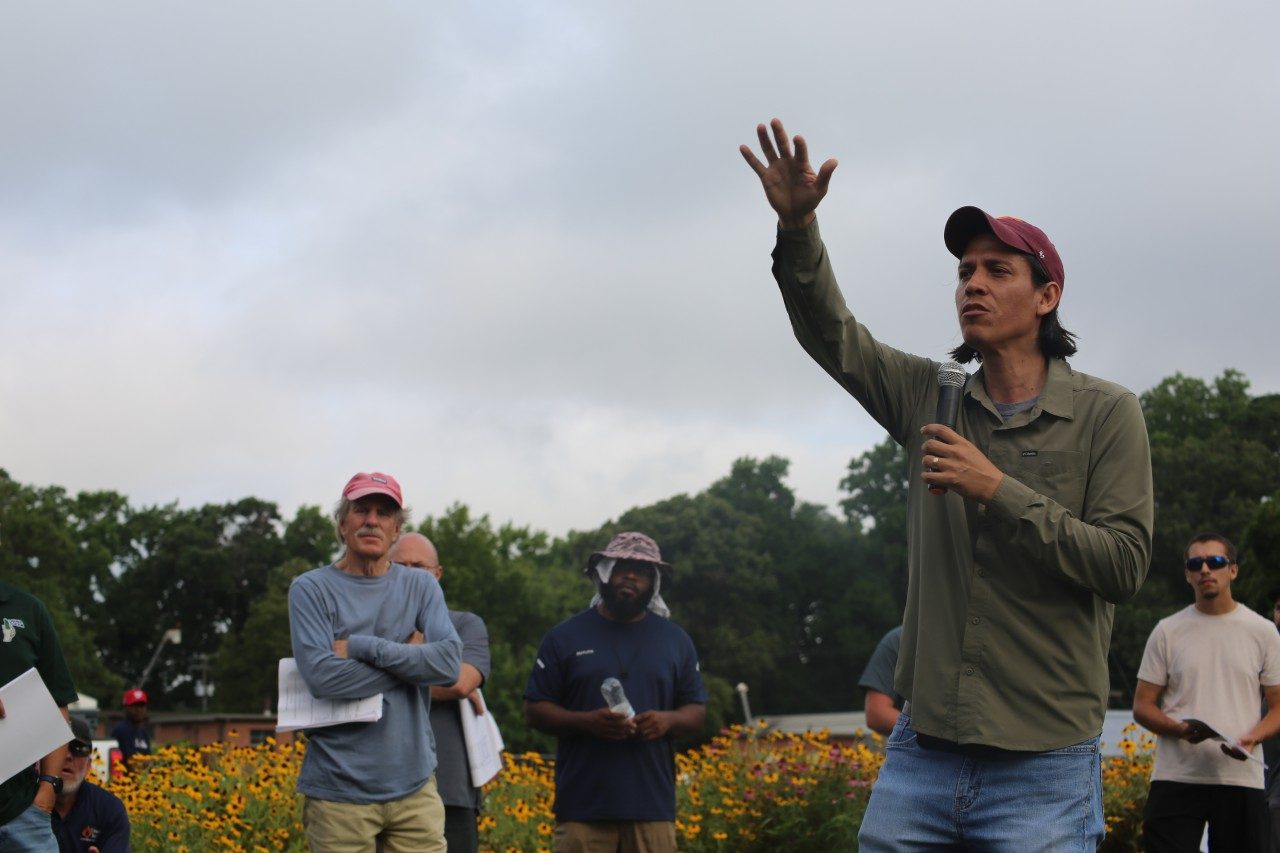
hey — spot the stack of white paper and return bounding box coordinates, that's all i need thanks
[460,688,505,786]
[276,658,383,733]
[0,668,73,782]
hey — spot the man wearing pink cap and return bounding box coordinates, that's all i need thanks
[288,472,462,853]
[741,121,1154,850]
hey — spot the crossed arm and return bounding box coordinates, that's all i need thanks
[288,582,461,700]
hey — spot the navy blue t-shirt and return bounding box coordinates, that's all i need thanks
[525,607,707,822]
[109,720,150,765]
[51,782,130,853]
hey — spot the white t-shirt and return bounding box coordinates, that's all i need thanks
[1137,603,1280,788]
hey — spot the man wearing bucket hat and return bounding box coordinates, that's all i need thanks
[741,120,1153,850]
[288,472,462,853]
[52,716,130,853]
[524,532,707,853]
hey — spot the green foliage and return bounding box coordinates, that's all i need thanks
[1140,371,1280,596]
[3,366,1278,740]
[0,471,127,701]
[1107,371,1280,704]
[102,498,288,708]
[417,504,564,754]
[214,558,313,714]
[1238,493,1280,612]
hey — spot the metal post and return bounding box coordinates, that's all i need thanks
[735,682,753,728]
[138,626,182,689]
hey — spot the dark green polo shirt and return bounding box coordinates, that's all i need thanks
[773,221,1153,751]
[0,583,78,826]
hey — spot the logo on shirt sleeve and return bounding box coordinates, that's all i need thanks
[1,618,25,643]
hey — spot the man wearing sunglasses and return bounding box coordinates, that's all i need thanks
[1134,533,1280,851]
[51,716,129,853]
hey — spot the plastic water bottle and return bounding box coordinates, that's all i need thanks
[601,677,635,719]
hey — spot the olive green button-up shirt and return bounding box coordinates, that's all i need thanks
[773,221,1153,751]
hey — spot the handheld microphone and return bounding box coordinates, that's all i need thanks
[929,361,967,496]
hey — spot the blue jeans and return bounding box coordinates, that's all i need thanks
[859,713,1104,852]
[0,805,57,853]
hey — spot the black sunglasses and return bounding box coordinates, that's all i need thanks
[1186,555,1232,571]
[68,742,92,758]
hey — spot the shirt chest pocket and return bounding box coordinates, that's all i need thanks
[1008,449,1085,517]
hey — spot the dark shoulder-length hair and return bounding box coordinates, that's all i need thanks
[949,252,1078,364]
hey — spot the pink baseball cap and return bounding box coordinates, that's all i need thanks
[944,206,1065,287]
[342,472,403,506]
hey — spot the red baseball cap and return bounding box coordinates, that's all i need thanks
[944,206,1065,287]
[342,472,403,506]
[123,688,148,706]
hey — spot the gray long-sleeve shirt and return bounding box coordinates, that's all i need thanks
[289,563,462,802]
[773,220,1153,751]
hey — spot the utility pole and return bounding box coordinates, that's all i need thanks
[192,653,212,712]
[736,682,754,729]
[138,626,182,690]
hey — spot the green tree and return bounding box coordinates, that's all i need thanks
[101,498,287,709]
[1106,371,1280,705]
[214,557,312,713]
[840,436,910,614]
[417,504,565,753]
[1141,371,1280,596]
[285,505,336,567]
[0,470,129,701]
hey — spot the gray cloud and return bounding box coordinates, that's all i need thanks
[2,0,1277,534]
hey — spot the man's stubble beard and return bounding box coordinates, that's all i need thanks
[599,581,654,621]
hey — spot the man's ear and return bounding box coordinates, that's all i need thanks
[1036,281,1062,317]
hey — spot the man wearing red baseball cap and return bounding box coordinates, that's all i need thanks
[109,689,151,771]
[742,120,1154,850]
[288,472,461,853]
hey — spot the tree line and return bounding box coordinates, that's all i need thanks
[2,369,1277,752]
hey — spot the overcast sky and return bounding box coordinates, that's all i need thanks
[2,1,1277,536]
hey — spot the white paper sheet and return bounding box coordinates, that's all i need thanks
[276,658,383,732]
[1182,717,1266,765]
[459,688,505,786]
[0,668,74,782]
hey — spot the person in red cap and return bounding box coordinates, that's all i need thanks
[109,689,150,771]
[288,472,461,853]
[523,531,707,853]
[741,120,1154,850]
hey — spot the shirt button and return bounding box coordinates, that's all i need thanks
[965,668,974,676]
[971,617,980,625]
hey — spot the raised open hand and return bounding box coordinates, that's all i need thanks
[739,118,837,229]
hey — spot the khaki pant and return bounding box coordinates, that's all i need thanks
[303,776,446,853]
[553,820,676,853]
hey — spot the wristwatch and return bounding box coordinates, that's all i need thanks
[36,774,63,795]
